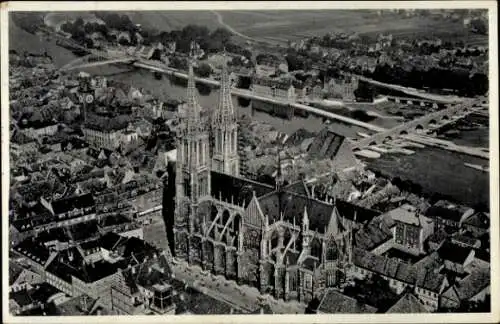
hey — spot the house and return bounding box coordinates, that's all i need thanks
[42,233,160,309]
[307,127,358,173]
[9,283,61,315]
[82,123,128,151]
[386,292,429,313]
[110,258,175,315]
[426,229,450,252]
[56,294,109,315]
[9,261,43,293]
[461,211,489,237]
[354,220,393,254]
[414,270,449,312]
[11,237,55,272]
[451,232,481,249]
[440,267,490,309]
[425,200,474,230]
[437,241,475,274]
[40,192,96,228]
[252,76,296,102]
[18,119,59,139]
[384,204,434,256]
[316,289,377,314]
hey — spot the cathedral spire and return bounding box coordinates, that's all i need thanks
[213,47,235,127]
[211,47,240,176]
[186,41,201,124]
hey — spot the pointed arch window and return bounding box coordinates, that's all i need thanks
[311,238,322,260]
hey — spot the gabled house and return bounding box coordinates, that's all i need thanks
[386,292,429,313]
[461,211,489,237]
[307,127,358,173]
[425,200,474,230]
[437,241,475,274]
[440,266,490,309]
[9,261,43,293]
[414,270,449,312]
[316,289,377,314]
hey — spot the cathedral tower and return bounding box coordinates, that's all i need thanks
[211,50,239,176]
[174,45,211,259]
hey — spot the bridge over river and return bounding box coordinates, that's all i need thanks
[58,46,487,159]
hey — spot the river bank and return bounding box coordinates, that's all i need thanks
[9,18,490,208]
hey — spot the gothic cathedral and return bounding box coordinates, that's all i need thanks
[170,50,378,304]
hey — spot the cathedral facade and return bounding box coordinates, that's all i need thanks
[169,54,380,303]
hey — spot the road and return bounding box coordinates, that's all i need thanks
[171,259,306,314]
[211,11,255,42]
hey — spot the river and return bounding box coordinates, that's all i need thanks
[9,20,490,208]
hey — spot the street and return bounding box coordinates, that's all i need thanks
[171,259,306,314]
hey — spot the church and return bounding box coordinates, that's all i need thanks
[166,51,380,304]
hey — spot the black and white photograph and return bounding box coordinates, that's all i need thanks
[1,1,498,322]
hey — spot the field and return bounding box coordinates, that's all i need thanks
[122,10,488,46]
[216,10,488,45]
[12,10,487,48]
[120,11,222,32]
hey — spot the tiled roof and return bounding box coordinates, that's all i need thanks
[425,200,469,223]
[413,252,445,273]
[211,171,274,207]
[415,270,446,293]
[386,292,429,313]
[10,290,34,307]
[307,128,347,160]
[427,229,450,244]
[13,239,51,266]
[51,193,95,215]
[462,212,489,229]
[455,268,490,300]
[9,261,25,285]
[259,191,379,234]
[354,223,392,251]
[451,233,480,248]
[353,248,417,285]
[284,180,310,197]
[28,283,60,304]
[57,294,98,316]
[318,289,377,313]
[385,204,421,226]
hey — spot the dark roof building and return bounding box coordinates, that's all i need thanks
[386,292,429,313]
[307,127,358,172]
[317,289,378,314]
[48,193,95,215]
[437,241,475,266]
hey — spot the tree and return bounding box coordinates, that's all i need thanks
[354,81,376,102]
[118,36,130,46]
[208,27,232,52]
[194,62,212,78]
[471,19,488,35]
[285,53,304,72]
